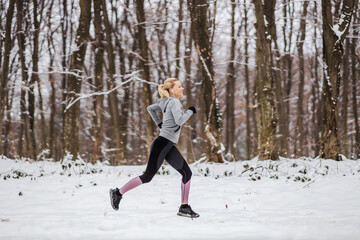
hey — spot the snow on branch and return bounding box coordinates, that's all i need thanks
[331,2,355,44]
[64,71,158,112]
[198,53,214,83]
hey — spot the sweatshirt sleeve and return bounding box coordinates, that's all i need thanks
[170,99,193,126]
[147,103,162,125]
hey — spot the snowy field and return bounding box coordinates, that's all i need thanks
[0,155,360,240]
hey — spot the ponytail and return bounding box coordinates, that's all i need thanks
[158,78,178,98]
[158,84,170,98]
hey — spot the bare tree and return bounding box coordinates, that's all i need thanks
[295,1,309,157]
[16,0,33,158]
[252,0,278,160]
[339,38,351,156]
[101,0,124,164]
[225,0,236,159]
[135,0,155,149]
[0,0,15,156]
[63,0,92,159]
[309,1,322,157]
[188,0,225,163]
[175,0,184,78]
[243,0,252,160]
[351,10,360,158]
[320,0,357,160]
[113,2,131,162]
[269,0,289,158]
[91,0,105,163]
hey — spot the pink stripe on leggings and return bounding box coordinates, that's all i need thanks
[181,180,191,204]
[120,176,143,195]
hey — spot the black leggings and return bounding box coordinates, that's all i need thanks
[139,136,192,184]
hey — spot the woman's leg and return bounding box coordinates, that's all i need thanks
[119,136,174,195]
[165,146,192,204]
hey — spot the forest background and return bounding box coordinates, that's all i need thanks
[0,0,359,165]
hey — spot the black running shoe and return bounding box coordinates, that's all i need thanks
[109,188,122,211]
[177,204,200,218]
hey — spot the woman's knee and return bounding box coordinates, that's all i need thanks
[139,174,153,184]
[182,168,192,183]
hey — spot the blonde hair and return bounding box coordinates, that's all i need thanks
[158,78,179,98]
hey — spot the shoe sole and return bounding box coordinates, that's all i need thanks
[109,189,119,211]
[177,212,200,218]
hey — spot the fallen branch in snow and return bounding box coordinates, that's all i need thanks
[303,179,316,188]
[240,166,267,175]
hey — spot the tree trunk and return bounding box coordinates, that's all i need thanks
[339,38,351,156]
[351,11,360,158]
[102,0,123,164]
[28,0,43,160]
[0,0,15,155]
[175,0,183,78]
[16,0,32,158]
[252,0,278,160]
[61,0,71,159]
[36,0,47,155]
[92,0,105,163]
[135,0,155,150]
[63,0,91,159]
[283,1,294,136]
[310,2,322,157]
[46,0,56,159]
[184,28,195,162]
[4,80,17,158]
[225,0,236,159]
[112,2,130,162]
[188,0,225,163]
[243,0,251,160]
[320,0,357,160]
[295,1,309,157]
[268,0,289,158]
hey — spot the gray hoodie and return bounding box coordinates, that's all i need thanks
[147,96,193,144]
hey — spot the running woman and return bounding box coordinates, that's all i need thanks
[109,78,199,218]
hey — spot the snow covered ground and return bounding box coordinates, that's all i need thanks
[0,156,360,240]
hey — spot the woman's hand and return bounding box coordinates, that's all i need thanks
[188,106,196,114]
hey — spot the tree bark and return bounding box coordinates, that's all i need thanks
[0,0,15,155]
[320,0,357,160]
[15,0,32,158]
[295,1,309,157]
[102,0,123,164]
[188,0,225,163]
[339,38,351,156]
[175,0,184,78]
[243,0,252,160]
[92,0,105,163]
[268,0,289,158]
[183,28,195,162]
[61,0,72,159]
[114,5,130,162]
[46,0,57,160]
[135,0,155,150]
[351,11,360,158]
[63,0,91,159]
[283,1,294,133]
[310,2,322,157]
[29,0,43,160]
[225,0,236,159]
[252,0,278,160]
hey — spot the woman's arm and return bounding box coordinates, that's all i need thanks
[170,99,193,126]
[147,103,162,125]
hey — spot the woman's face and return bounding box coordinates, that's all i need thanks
[170,81,184,99]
